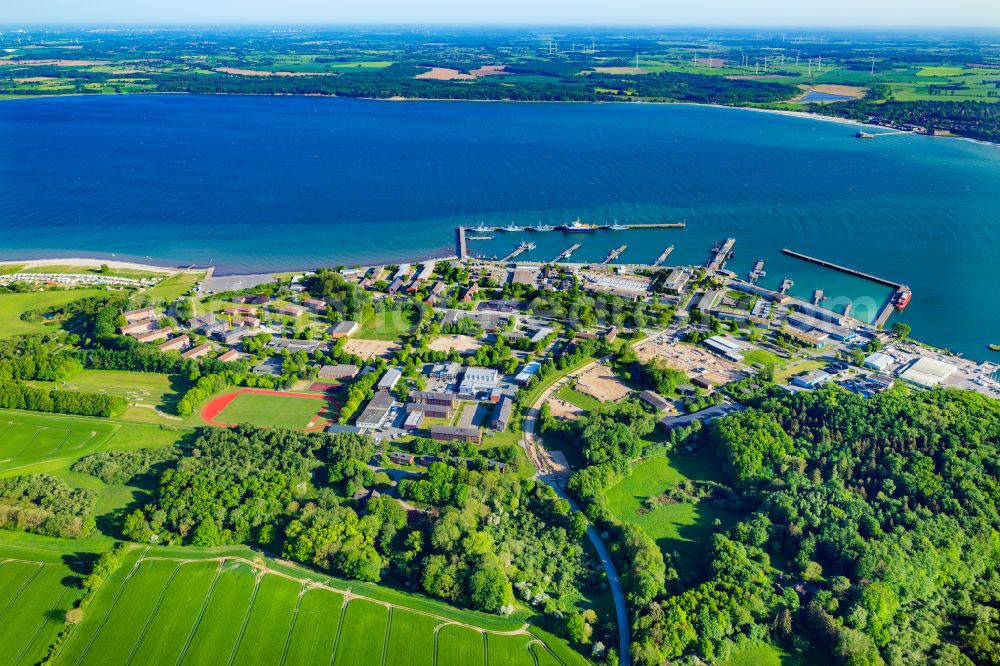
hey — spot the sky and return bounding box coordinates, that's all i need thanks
[9,0,1000,27]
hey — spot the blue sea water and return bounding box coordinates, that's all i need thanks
[0,94,998,359]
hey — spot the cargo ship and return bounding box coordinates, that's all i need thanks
[561,218,597,232]
[893,289,912,310]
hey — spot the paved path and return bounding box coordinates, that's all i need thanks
[520,354,631,666]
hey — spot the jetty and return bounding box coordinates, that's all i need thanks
[651,245,674,268]
[706,238,736,272]
[874,286,910,328]
[623,222,687,229]
[554,243,582,263]
[457,227,468,260]
[780,278,794,294]
[781,249,903,289]
[503,243,534,262]
[602,245,628,265]
[749,260,765,283]
[813,289,824,305]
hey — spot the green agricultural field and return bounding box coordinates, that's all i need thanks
[332,598,390,666]
[0,411,117,477]
[555,384,602,411]
[8,543,587,666]
[0,289,106,338]
[916,66,966,77]
[358,309,418,341]
[607,448,740,568]
[211,391,330,429]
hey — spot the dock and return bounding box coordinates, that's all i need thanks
[554,243,582,263]
[780,278,794,294]
[457,227,468,260]
[623,222,686,229]
[503,244,533,262]
[651,245,674,268]
[602,245,628,265]
[781,248,903,289]
[749,260,765,283]
[706,238,736,272]
[813,289,824,305]
[874,286,909,327]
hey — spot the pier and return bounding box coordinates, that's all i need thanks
[602,245,628,265]
[781,249,903,289]
[780,278,794,294]
[706,238,736,272]
[554,243,582,263]
[651,245,674,268]
[749,260,765,283]
[813,289,824,305]
[623,222,686,229]
[874,286,909,328]
[457,227,468,260]
[502,243,534,262]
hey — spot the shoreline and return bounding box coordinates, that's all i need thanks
[0,257,202,274]
[3,90,996,147]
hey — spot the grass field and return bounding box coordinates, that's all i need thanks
[143,271,205,302]
[27,369,185,423]
[0,558,84,666]
[607,448,740,569]
[0,289,106,338]
[358,309,418,341]
[50,549,587,666]
[555,384,602,411]
[209,391,332,429]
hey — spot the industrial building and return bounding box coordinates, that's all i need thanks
[863,352,894,373]
[899,357,956,387]
[377,368,402,392]
[355,392,396,429]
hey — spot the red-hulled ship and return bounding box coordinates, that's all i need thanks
[893,289,912,310]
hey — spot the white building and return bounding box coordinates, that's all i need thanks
[863,352,894,373]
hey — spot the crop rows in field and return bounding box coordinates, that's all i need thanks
[0,558,83,666]
[55,556,575,666]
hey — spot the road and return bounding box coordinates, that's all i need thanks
[520,354,631,666]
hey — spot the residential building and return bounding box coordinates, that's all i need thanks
[301,297,327,313]
[120,320,157,336]
[409,391,458,408]
[181,343,212,360]
[406,401,450,419]
[275,304,305,318]
[490,396,513,432]
[218,326,252,346]
[389,452,415,466]
[387,278,404,295]
[135,327,172,343]
[123,307,156,323]
[157,336,191,353]
[430,425,481,444]
[403,411,424,431]
[217,349,240,362]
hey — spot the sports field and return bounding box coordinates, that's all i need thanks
[55,550,584,666]
[0,289,106,338]
[607,449,740,568]
[358,309,418,341]
[201,389,338,430]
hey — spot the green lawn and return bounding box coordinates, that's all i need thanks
[144,272,205,302]
[775,358,826,383]
[213,391,330,429]
[358,309,417,341]
[741,348,784,369]
[27,369,185,423]
[0,289,106,338]
[722,642,829,666]
[555,384,602,411]
[607,448,740,569]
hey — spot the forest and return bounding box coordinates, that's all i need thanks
[120,425,598,628]
[563,385,1000,665]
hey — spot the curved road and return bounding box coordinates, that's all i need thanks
[521,356,631,666]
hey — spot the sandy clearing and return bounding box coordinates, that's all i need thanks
[215,67,337,77]
[575,365,632,402]
[469,65,507,76]
[546,397,584,421]
[428,335,483,353]
[343,338,401,360]
[693,57,729,67]
[415,67,475,80]
[635,336,745,385]
[13,77,58,83]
